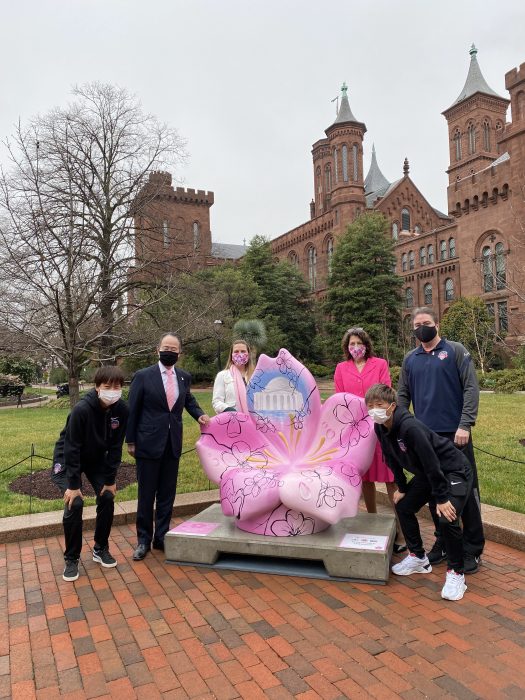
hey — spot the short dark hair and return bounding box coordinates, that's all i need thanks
[341,327,374,361]
[158,332,182,350]
[411,306,437,323]
[364,383,397,405]
[93,365,125,388]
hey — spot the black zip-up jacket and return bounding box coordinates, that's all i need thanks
[374,407,470,504]
[53,389,129,490]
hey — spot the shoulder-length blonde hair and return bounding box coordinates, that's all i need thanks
[225,339,256,379]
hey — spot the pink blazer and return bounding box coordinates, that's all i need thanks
[334,357,391,398]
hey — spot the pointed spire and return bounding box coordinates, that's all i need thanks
[364,144,390,194]
[332,82,359,124]
[450,44,502,107]
[403,157,409,177]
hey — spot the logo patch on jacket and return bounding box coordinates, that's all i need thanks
[397,439,407,453]
[110,417,120,430]
[438,351,448,361]
[53,462,63,474]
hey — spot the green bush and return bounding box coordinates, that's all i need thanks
[477,369,525,393]
[49,367,68,384]
[178,355,215,384]
[389,366,401,388]
[304,362,333,378]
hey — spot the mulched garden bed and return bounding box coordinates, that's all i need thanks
[9,463,137,499]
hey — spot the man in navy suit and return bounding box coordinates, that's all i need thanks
[126,333,210,560]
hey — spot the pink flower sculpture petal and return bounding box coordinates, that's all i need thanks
[196,349,377,536]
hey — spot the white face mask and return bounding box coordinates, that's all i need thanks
[368,407,391,424]
[98,389,122,405]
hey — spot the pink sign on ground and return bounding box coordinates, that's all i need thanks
[169,521,220,536]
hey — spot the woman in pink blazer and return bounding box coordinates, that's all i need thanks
[334,327,406,552]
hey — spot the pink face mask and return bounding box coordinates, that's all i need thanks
[232,352,249,366]
[349,345,366,360]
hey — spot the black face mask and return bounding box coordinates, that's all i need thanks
[159,351,179,367]
[414,325,438,343]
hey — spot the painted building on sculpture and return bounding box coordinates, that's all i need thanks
[271,47,525,345]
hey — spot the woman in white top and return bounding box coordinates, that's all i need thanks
[212,339,255,414]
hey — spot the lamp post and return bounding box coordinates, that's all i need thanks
[213,319,223,370]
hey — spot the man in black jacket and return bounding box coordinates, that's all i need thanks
[52,366,128,582]
[365,383,473,601]
[126,333,210,560]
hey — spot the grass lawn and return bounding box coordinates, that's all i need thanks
[0,391,523,518]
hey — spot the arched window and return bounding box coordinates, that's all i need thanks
[449,237,456,258]
[483,120,491,151]
[308,246,317,290]
[162,220,169,248]
[401,253,407,272]
[289,251,299,267]
[454,129,462,161]
[419,246,427,266]
[428,244,434,264]
[401,208,410,231]
[440,240,447,261]
[405,288,414,308]
[495,242,506,289]
[316,166,322,200]
[352,144,358,181]
[409,251,415,270]
[325,165,332,192]
[482,246,493,292]
[517,91,525,121]
[327,238,334,274]
[193,221,200,250]
[424,283,432,305]
[467,122,476,154]
[414,224,421,234]
[498,301,508,332]
[445,278,454,301]
[342,145,349,182]
[392,222,399,241]
[333,148,339,183]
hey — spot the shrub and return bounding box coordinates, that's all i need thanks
[304,362,333,378]
[389,366,401,388]
[477,369,525,393]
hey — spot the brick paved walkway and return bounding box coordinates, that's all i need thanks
[2,513,525,700]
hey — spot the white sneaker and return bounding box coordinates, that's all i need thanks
[392,553,432,576]
[441,569,467,601]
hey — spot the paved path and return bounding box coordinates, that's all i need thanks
[2,513,525,699]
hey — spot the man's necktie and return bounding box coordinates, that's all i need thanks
[166,368,176,410]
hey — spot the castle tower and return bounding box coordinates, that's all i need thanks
[322,83,367,215]
[442,45,509,186]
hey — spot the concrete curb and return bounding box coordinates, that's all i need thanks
[1,486,525,552]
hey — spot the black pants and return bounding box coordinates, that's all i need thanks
[429,434,485,556]
[396,468,473,573]
[136,439,180,546]
[52,467,115,562]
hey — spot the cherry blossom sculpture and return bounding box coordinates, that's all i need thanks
[196,349,377,536]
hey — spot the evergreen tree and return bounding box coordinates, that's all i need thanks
[241,236,317,359]
[325,212,402,364]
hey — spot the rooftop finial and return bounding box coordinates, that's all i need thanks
[372,143,376,154]
[469,43,477,58]
[403,157,409,176]
[341,82,348,98]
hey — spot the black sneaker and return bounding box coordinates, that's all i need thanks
[63,559,79,581]
[464,553,481,574]
[427,541,447,565]
[93,547,117,568]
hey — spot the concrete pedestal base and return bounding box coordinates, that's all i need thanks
[165,504,396,583]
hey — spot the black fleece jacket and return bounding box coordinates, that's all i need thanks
[374,407,470,504]
[53,389,129,489]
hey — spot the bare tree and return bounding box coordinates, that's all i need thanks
[0,83,196,405]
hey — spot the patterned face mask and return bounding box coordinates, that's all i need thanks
[232,352,249,366]
[349,345,366,360]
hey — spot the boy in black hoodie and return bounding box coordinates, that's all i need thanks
[52,366,128,581]
[364,383,473,601]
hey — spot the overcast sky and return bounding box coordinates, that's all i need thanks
[1,1,524,245]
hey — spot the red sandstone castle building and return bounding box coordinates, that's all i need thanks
[270,46,525,345]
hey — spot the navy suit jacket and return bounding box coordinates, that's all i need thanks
[126,364,204,460]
